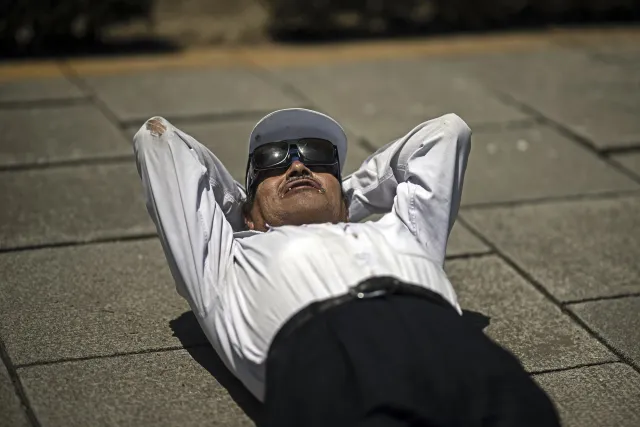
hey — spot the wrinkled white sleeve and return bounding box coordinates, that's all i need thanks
[343,113,471,266]
[133,117,242,316]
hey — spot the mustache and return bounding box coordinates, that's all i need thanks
[280,175,325,195]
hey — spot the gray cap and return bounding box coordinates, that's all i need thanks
[248,108,348,172]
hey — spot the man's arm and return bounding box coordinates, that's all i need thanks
[343,114,471,266]
[133,117,238,316]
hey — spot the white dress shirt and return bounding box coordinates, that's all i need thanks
[133,113,472,401]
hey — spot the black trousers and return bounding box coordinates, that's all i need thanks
[262,281,561,427]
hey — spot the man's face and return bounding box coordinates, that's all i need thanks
[244,161,348,231]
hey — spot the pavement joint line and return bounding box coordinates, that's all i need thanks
[240,58,379,156]
[468,118,541,132]
[14,344,210,370]
[0,154,134,173]
[0,336,42,427]
[457,216,640,376]
[0,97,90,110]
[243,61,312,106]
[118,108,316,129]
[240,59,376,158]
[491,89,640,186]
[602,145,640,156]
[461,188,640,211]
[0,232,158,255]
[445,251,494,261]
[563,292,640,306]
[529,360,621,377]
[58,60,133,148]
[354,119,541,155]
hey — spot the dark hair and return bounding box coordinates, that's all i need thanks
[241,190,256,219]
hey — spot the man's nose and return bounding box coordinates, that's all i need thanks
[286,160,312,178]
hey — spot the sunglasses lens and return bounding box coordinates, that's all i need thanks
[297,139,336,163]
[253,142,289,168]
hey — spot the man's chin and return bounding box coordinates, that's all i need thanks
[279,194,336,226]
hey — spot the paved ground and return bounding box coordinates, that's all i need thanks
[1,27,640,427]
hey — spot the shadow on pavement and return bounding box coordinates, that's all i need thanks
[462,309,491,332]
[169,312,264,424]
[170,307,490,424]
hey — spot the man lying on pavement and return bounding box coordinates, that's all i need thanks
[133,108,560,427]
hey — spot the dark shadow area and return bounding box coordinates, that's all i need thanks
[0,0,181,59]
[267,2,640,44]
[169,311,264,424]
[0,37,181,60]
[462,309,491,332]
[3,0,640,59]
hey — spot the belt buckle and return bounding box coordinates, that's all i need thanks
[349,278,400,299]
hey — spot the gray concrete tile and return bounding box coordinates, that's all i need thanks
[445,49,640,149]
[275,59,529,148]
[0,78,85,103]
[590,45,640,69]
[0,105,130,168]
[125,119,373,182]
[462,125,638,205]
[570,297,640,367]
[462,196,640,302]
[447,256,615,372]
[82,68,303,122]
[19,348,258,427]
[0,360,30,427]
[0,163,153,250]
[0,239,202,365]
[612,152,640,177]
[445,223,489,258]
[535,363,640,427]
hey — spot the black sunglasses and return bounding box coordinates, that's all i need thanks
[245,138,340,193]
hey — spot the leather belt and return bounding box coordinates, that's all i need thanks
[268,276,455,358]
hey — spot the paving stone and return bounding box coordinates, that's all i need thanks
[126,119,373,182]
[19,348,259,427]
[570,297,640,367]
[0,163,153,250]
[447,256,615,372]
[445,49,640,149]
[461,125,638,205]
[81,68,303,123]
[535,363,640,427]
[0,360,30,427]
[275,59,529,148]
[462,195,640,302]
[612,152,640,177]
[0,239,202,365]
[0,105,130,168]
[445,223,489,257]
[590,45,640,70]
[0,77,85,103]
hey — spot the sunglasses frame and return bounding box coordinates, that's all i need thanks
[245,138,340,194]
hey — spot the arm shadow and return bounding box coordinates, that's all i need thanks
[169,311,264,424]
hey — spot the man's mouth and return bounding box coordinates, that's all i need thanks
[283,178,322,195]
